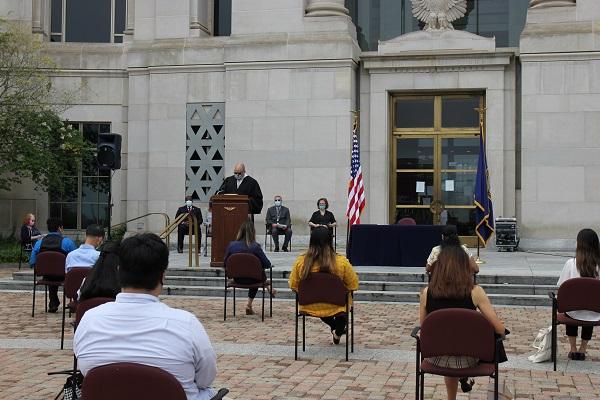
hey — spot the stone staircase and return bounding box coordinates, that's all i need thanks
[2,268,557,307]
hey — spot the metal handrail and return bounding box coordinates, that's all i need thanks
[111,212,171,247]
[159,213,200,268]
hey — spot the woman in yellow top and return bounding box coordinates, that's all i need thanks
[289,227,359,344]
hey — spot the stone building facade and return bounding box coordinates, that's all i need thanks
[0,0,598,249]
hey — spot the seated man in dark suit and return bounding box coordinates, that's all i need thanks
[175,195,203,253]
[265,195,292,252]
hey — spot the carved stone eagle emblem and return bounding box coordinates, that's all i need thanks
[412,0,468,31]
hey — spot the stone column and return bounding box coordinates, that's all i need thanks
[32,0,43,33]
[529,0,576,8]
[305,0,349,17]
[124,0,134,35]
[190,0,210,36]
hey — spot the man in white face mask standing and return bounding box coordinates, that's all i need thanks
[176,195,203,253]
[217,163,264,218]
[265,195,292,252]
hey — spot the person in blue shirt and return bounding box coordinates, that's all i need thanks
[30,217,77,312]
[224,220,275,315]
[65,224,105,273]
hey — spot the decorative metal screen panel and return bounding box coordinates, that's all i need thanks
[186,103,225,201]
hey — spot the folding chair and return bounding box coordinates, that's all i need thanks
[549,277,600,371]
[60,267,91,350]
[411,308,505,400]
[31,251,66,317]
[294,272,354,361]
[224,253,272,322]
[397,217,417,225]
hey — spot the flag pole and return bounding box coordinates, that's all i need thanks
[474,105,486,265]
[346,111,359,250]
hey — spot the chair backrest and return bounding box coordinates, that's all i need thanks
[64,267,91,299]
[298,272,347,307]
[420,308,495,363]
[557,277,600,313]
[225,253,264,281]
[397,217,417,225]
[81,362,187,400]
[34,251,66,278]
[75,297,115,329]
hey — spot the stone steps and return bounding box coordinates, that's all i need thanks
[1,268,556,306]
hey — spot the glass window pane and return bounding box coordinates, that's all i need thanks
[51,0,62,33]
[99,123,111,133]
[441,96,480,128]
[395,208,433,225]
[97,178,110,203]
[51,34,62,42]
[395,98,434,128]
[81,177,99,202]
[114,0,126,34]
[214,0,231,36]
[81,203,109,228]
[397,138,434,169]
[66,0,111,43]
[60,177,79,202]
[441,172,477,205]
[442,137,479,170]
[442,208,476,236]
[114,35,123,43]
[396,172,434,205]
[83,123,100,144]
[62,203,78,229]
[82,151,98,175]
[49,203,62,220]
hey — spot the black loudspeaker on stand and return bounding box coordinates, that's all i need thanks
[97,133,122,239]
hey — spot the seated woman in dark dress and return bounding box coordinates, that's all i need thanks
[419,244,505,400]
[224,220,275,315]
[308,197,336,237]
[20,213,43,251]
[78,242,121,301]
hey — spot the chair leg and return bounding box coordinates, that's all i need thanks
[31,275,36,318]
[223,280,227,322]
[269,268,273,318]
[61,290,66,350]
[494,372,499,400]
[294,299,298,360]
[19,246,23,270]
[351,307,354,353]
[345,316,349,361]
[44,286,48,313]
[261,286,265,322]
[233,287,236,316]
[419,372,424,400]
[552,303,558,371]
[302,315,306,352]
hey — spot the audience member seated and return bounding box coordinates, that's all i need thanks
[419,244,505,399]
[29,217,77,313]
[265,195,292,252]
[288,227,359,345]
[308,197,336,239]
[224,220,275,316]
[74,233,219,400]
[65,224,105,273]
[426,225,478,275]
[557,228,600,361]
[78,241,121,302]
[176,195,203,254]
[20,213,43,251]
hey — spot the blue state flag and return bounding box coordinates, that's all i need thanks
[474,133,494,245]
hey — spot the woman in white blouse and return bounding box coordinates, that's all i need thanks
[557,228,600,361]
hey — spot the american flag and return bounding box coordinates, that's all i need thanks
[346,120,365,225]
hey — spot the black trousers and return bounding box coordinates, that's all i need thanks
[234,274,266,299]
[270,227,292,249]
[320,315,347,336]
[43,275,62,308]
[566,324,594,341]
[178,225,201,251]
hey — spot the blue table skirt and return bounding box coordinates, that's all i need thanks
[346,224,444,267]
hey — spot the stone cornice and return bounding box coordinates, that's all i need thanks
[519,51,600,61]
[225,58,358,71]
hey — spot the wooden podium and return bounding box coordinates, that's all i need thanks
[210,194,249,268]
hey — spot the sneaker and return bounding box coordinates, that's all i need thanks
[459,378,474,393]
[332,330,341,345]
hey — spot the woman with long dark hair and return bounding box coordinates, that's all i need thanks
[288,227,359,344]
[420,245,505,400]
[224,220,274,315]
[557,228,600,360]
[78,242,121,301]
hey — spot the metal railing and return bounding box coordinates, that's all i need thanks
[159,213,200,268]
[111,212,171,247]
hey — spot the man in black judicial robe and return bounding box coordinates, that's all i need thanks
[218,163,263,215]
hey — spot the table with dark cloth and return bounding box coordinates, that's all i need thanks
[346,224,444,267]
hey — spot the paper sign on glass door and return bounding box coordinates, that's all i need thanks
[445,180,455,192]
[416,181,425,193]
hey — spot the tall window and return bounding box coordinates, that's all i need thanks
[345,0,528,50]
[51,0,126,43]
[214,0,232,36]
[49,122,111,230]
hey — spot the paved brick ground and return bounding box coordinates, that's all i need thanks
[1,291,600,399]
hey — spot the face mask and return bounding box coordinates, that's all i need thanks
[186,200,192,207]
[319,204,326,210]
[234,173,243,180]
[274,200,281,206]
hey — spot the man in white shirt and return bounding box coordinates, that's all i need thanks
[74,233,219,400]
[65,224,105,273]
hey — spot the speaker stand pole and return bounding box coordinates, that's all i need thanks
[107,171,112,240]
